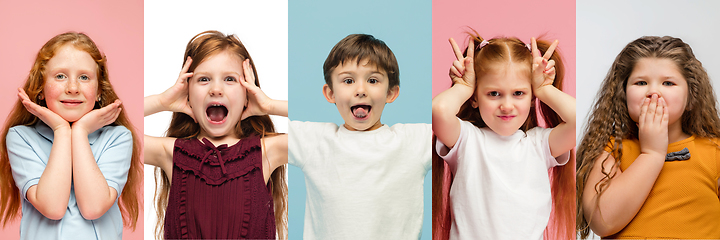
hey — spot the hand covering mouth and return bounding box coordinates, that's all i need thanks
[206,103,228,122]
[351,105,371,118]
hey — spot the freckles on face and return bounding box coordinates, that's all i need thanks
[626,58,688,126]
[474,65,532,136]
[42,45,99,122]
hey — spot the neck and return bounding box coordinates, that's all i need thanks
[668,120,690,143]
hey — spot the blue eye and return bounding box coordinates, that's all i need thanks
[79,75,89,81]
[225,76,236,82]
[55,74,67,80]
[368,78,378,84]
[488,91,500,97]
[343,78,354,84]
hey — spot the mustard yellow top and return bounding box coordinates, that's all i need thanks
[603,136,720,239]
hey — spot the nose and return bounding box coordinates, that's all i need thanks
[209,81,223,96]
[66,78,79,95]
[499,97,514,112]
[645,83,661,98]
[355,81,366,97]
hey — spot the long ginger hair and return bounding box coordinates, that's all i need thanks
[432,31,576,240]
[153,31,288,240]
[0,32,143,229]
[576,36,720,239]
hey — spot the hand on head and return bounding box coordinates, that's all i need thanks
[449,38,476,89]
[160,56,196,122]
[531,37,558,91]
[239,58,272,120]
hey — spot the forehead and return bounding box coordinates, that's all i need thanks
[194,50,244,72]
[630,57,684,79]
[45,45,97,73]
[332,58,386,76]
[477,63,531,89]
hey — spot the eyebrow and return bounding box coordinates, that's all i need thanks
[46,67,97,75]
[336,70,386,76]
[194,71,242,76]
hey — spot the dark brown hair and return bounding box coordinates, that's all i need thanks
[153,30,288,240]
[432,30,576,240]
[0,32,143,229]
[323,34,399,89]
[576,36,720,238]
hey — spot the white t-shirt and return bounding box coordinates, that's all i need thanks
[435,119,567,240]
[289,121,432,240]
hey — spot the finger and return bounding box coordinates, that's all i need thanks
[467,38,474,59]
[654,96,664,124]
[178,57,194,84]
[450,66,462,78]
[543,40,559,60]
[639,97,649,126]
[545,59,556,71]
[453,60,465,75]
[531,37,539,58]
[449,38,463,60]
[647,94,658,122]
[179,72,194,83]
[243,59,257,86]
[660,98,669,126]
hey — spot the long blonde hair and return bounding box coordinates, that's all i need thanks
[576,36,720,238]
[153,30,288,240]
[0,32,143,229]
[432,30,576,240]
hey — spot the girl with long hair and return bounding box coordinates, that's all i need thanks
[144,30,288,240]
[0,32,142,239]
[432,31,576,240]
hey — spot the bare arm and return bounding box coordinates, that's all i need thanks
[433,38,475,149]
[529,38,576,157]
[583,94,669,236]
[143,135,175,174]
[261,134,288,183]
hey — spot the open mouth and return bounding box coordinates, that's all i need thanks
[206,103,228,124]
[351,105,371,119]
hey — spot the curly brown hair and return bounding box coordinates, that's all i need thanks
[576,36,720,238]
[153,31,288,240]
[432,30,576,240]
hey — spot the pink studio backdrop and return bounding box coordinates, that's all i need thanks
[0,1,144,239]
[432,0,576,239]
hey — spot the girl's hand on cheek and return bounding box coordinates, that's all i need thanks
[531,37,558,91]
[73,100,122,135]
[448,38,476,89]
[160,56,196,122]
[638,94,669,159]
[18,88,69,131]
[239,59,272,120]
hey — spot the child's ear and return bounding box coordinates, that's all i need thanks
[322,84,335,103]
[385,85,400,103]
[37,90,44,100]
[471,96,478,108]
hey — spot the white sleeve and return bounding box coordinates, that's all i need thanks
[287,120,306,168]
[435,118,468,170]
[528,127,568,169]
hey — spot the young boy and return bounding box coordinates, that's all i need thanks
[289,34,431,239]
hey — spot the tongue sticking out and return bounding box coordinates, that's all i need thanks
[206,106,228,122]
[351,105,370,118]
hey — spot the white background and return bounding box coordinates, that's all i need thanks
[143,1,288,239]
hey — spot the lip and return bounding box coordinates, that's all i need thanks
[60,99,83,107]
[498,115,516,121]
[350,104,371,121]
[205,101,228,125]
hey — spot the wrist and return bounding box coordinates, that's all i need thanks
[452,83,475,99]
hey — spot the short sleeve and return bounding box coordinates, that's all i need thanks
[527,127,567,169]
[95,127,133,198]
[7,128,47,201]
[288,121,312,169]
[435,118,467,169]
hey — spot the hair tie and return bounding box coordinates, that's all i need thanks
[525,43,532,52]
[476,40,489,50]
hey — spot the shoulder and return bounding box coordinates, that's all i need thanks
[387,123,431,135]
[6,125,40,142]
[289,120,338,132]
[97,125,132,142]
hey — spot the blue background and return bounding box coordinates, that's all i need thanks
[288,0,432,239]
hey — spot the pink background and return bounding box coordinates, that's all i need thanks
[432,0,576,239]
[0,1,144,239]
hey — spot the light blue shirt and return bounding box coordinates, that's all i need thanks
[7,122,133,240]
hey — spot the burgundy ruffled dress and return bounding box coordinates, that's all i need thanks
[165,135,276,239]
